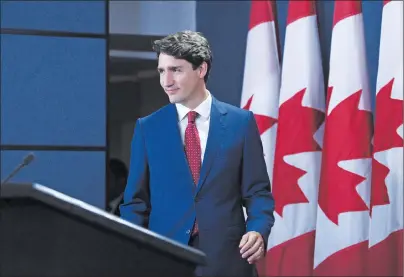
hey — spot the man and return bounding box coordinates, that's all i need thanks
[120,30,275,277]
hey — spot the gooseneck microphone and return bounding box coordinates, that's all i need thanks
[1,153,35,186]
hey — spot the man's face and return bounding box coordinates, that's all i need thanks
[157,53,202,105]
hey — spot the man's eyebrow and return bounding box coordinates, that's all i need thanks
[169,66,182,70]
[157,66,183,71]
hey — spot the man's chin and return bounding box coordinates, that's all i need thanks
[168,96,183,104]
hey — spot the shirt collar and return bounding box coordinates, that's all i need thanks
[176,92,212,122]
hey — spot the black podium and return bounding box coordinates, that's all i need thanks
[0,183,206,277]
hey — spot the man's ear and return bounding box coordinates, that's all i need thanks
[199,62,208,79]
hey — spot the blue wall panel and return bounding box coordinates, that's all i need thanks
[0,150,106,208]
[1,0,105,34]
[1,34,106,146]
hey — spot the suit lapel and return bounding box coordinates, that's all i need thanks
[195,98,227,196]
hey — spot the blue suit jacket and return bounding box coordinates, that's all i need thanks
[120,97,275,276]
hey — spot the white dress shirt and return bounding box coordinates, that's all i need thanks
[175,92,212,162]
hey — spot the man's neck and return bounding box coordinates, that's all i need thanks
[182,89,209,110]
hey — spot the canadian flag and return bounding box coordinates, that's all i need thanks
[260,0,325,276]
[241,0,280,185]
[368,0,403,276]
[314,1,373,275]
[240,1,280,273]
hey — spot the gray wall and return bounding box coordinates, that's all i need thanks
[109,1,196,35]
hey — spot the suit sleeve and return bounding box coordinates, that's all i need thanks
[119,118,151,228]
[241,111,275,248]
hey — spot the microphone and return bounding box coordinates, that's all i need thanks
[1,153,35,186]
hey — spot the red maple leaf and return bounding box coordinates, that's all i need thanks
[373,78,403,152]
[319,88,373,225]
[371,78,403,212]
[272,88,325,216]
[242,95,278,135]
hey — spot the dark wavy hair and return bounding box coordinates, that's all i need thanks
[152,30,213,83]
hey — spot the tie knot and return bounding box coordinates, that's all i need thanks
[188,111,198,124]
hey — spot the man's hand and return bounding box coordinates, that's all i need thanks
[239,231,265,264]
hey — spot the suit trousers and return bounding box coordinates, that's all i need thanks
[189,234,203,277]
[188,234,259,277]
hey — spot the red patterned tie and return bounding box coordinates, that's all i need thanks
[185,111,201,235]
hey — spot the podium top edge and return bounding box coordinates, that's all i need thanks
[0,182,206,266]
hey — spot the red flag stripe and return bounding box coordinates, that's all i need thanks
[287,0,316,25]
[249,0,275,30]
[333,1,362,27]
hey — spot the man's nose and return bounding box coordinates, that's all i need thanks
[163,73,174,87]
